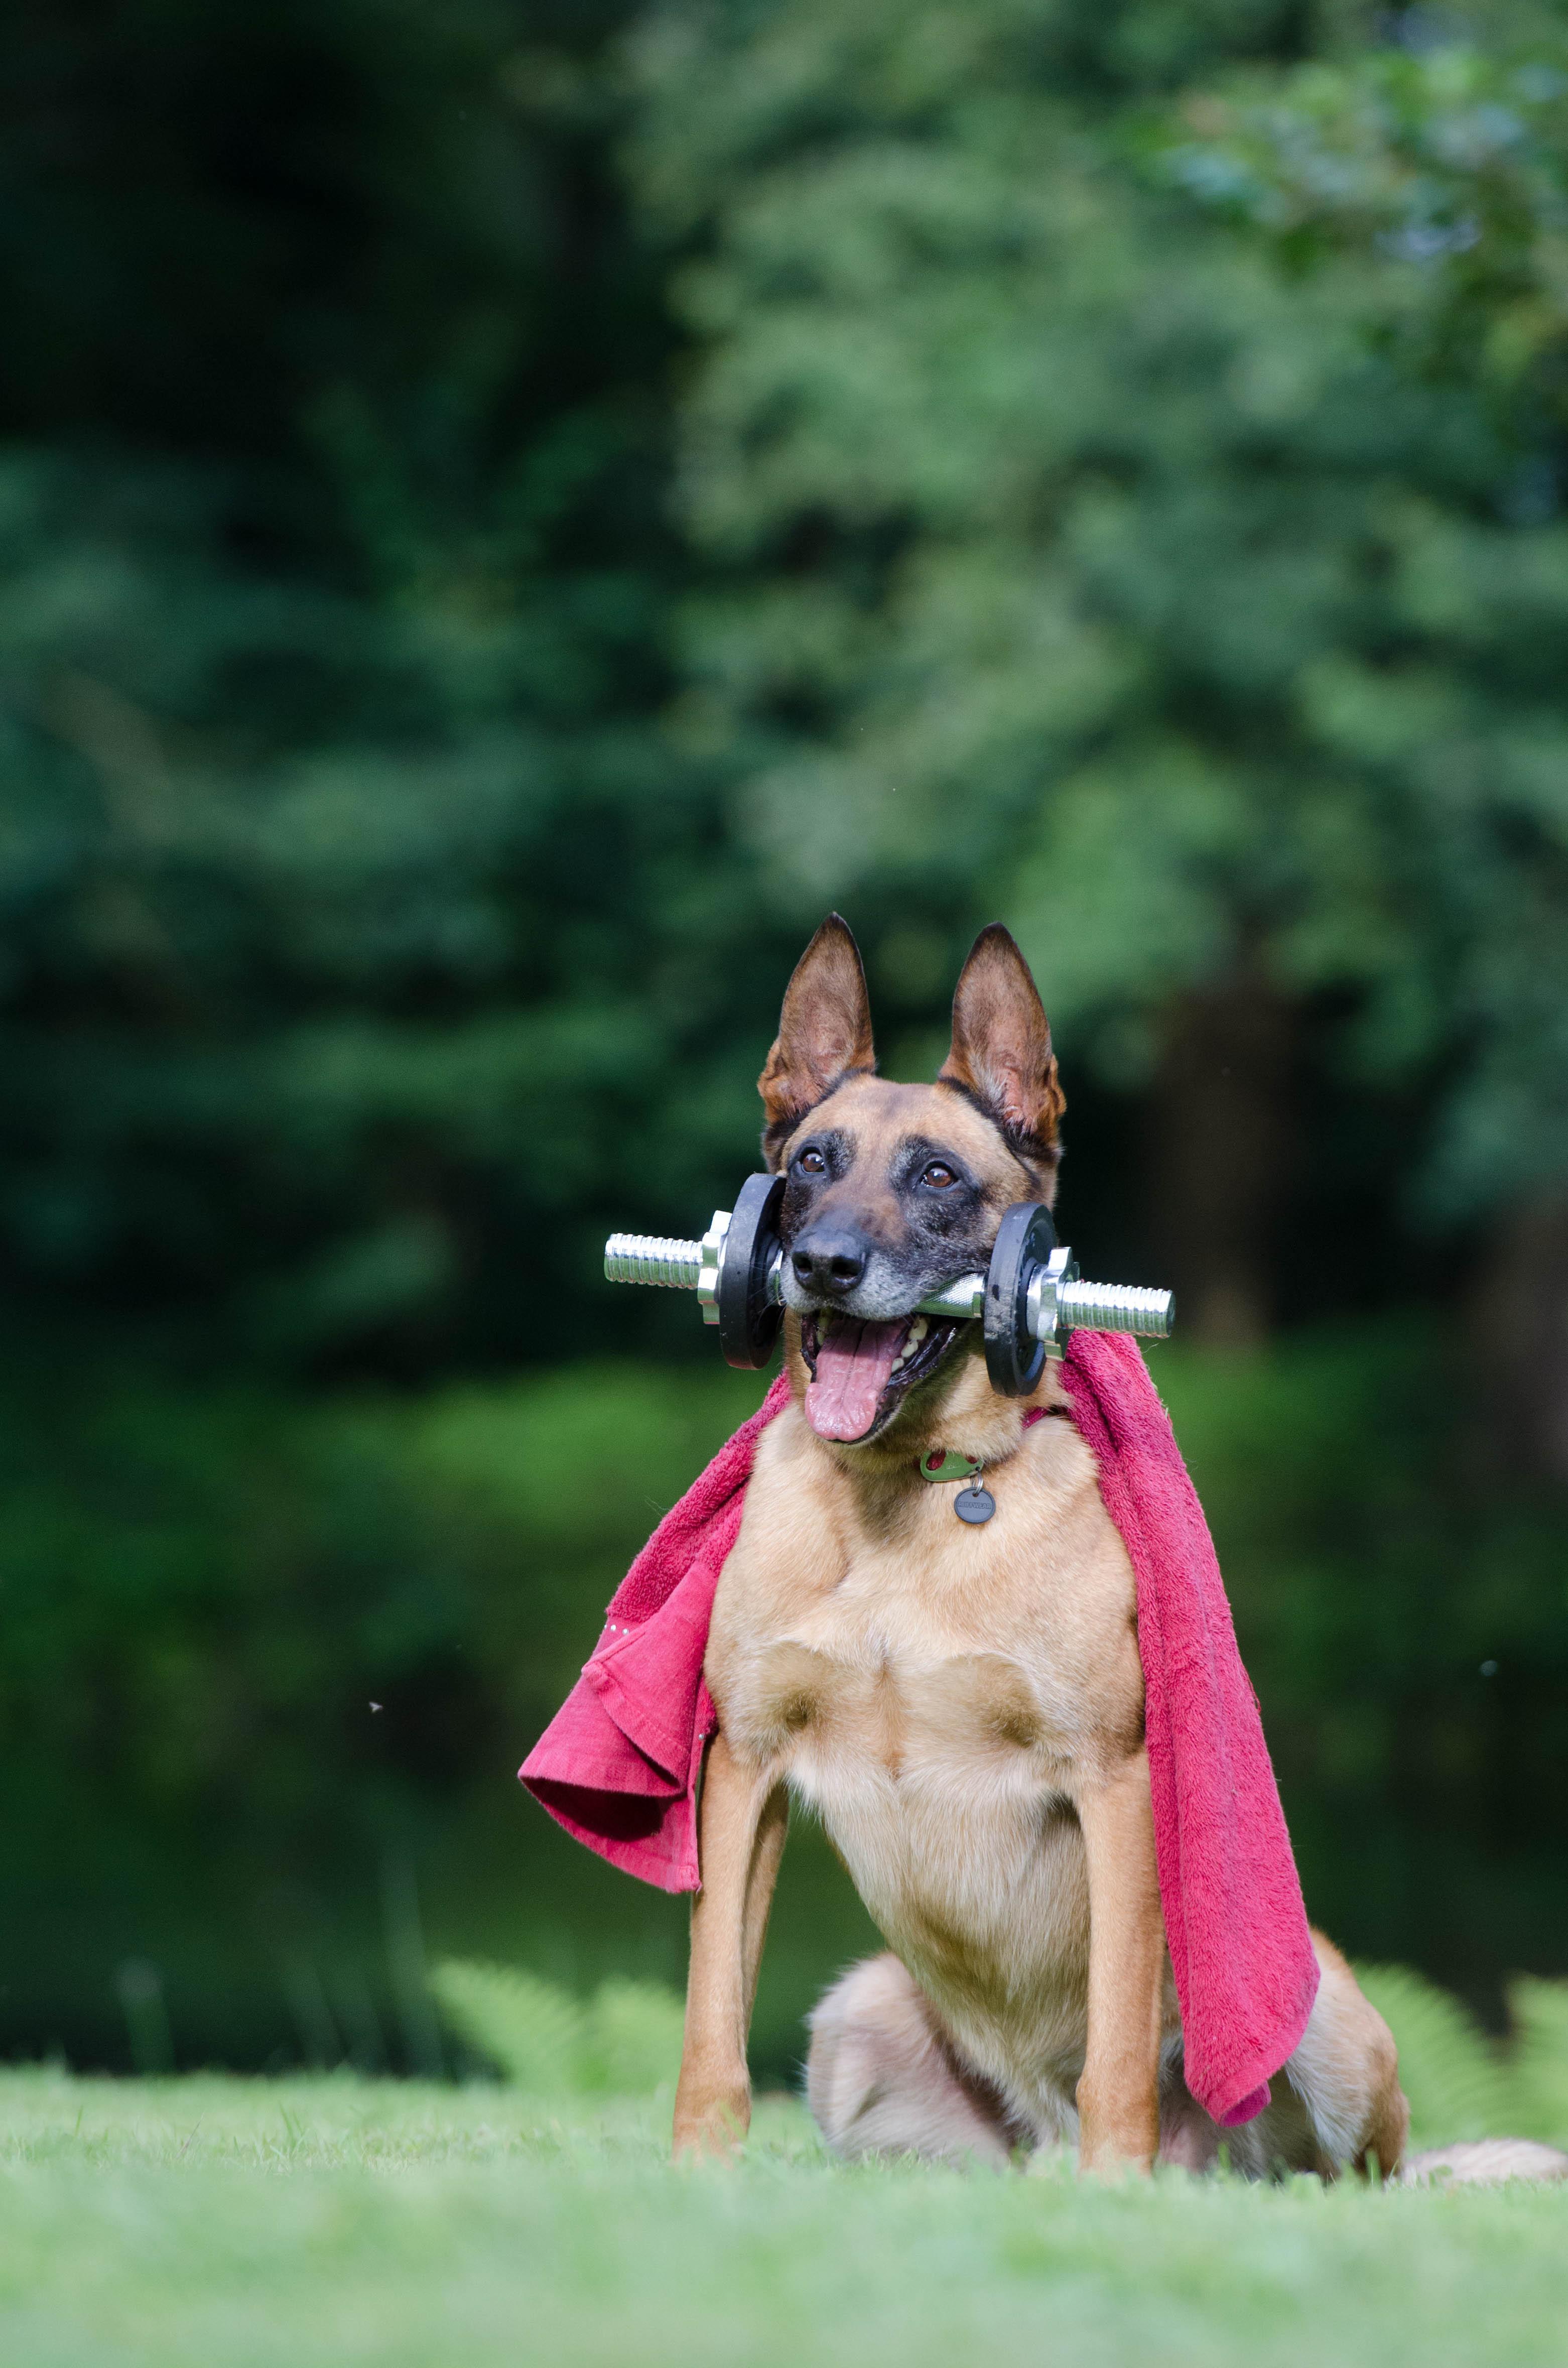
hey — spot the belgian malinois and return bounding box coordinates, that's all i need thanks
[672,915,1410,2178]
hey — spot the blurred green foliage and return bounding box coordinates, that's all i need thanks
[0,2,829,1375]
[1,1341,1562,2075]
[1347,1962,1568,2147]
[2,2,1568,2074]
[431,1960,686,2092]
[632,0,1568,1230]
[0,1350,769,2069]
[9,0,1568,1368]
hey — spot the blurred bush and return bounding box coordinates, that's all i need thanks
[1322,1964,1568,2149]
[5,3,1566,1385]
[631,0,1568,1357]
[432,1960,685,2093]
[1506,1976,1568,2143]
[0,1348,761,2070]
[0,3,841,1381]
[1355,1965,1511,2150]
[1155,1324,1568,1999]
[1,1335,1563,2075]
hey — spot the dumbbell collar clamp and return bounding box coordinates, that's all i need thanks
[696,1209,729,1328]
[1027,1247,1078,1362]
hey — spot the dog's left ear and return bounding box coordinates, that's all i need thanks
[939,925,1065,1162]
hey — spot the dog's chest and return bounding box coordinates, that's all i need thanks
[711,1450,1136,1809]
[709,1414,1141,1820]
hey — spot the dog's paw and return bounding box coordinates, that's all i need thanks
[671,2088,750,2162]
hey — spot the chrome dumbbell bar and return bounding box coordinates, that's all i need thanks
[604,1183,1172,1393]
[604,1225,1171,1338]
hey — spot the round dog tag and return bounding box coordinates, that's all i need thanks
[954,1484,995,1525]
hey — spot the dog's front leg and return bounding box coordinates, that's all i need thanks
[672,1730,788,2161]
[1075,1746,1164,2176]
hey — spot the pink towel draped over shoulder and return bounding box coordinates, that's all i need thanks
[520,1339,1319,2127]
[520,1373,791,1890]
[1059,1332,1319,2126]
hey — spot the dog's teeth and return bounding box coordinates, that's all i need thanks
[887,1317,926,1379]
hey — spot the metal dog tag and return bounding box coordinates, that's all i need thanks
[954,1484,995,1525]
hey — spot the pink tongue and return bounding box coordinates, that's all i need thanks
[805,1318,908,1441]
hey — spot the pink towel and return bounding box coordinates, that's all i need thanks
[520,1339,1318,2126]
[1059,1333,1320,2125]
[520,1374,792,1891]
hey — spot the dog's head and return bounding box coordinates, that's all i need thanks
[760,915,1065,1447]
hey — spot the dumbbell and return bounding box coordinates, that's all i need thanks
[604,1177,1173,1397]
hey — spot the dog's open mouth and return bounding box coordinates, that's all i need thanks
[798,1310,965,1443]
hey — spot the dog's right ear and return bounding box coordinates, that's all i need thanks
[758,914,876,1166]
[939,924,1064,1168]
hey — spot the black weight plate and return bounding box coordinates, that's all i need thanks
[718,1172,785,1369]
[983,1201,1056,1397]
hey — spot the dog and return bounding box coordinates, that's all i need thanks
[670,914,1412,2180]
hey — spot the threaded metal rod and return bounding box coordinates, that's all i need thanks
[1058,1280,1174,1339]
[604,1232,704,1289]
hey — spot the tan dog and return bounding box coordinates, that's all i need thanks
[672,915,1409,2179]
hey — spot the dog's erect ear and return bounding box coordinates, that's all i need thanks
[758,914,876,1162]
[939,925,1065,1160]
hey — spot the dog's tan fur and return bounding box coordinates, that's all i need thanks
[673,920,1409,2179]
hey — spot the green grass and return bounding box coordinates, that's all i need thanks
[2,2067,1565,2368]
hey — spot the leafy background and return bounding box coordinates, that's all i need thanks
[1,0,1565,2082]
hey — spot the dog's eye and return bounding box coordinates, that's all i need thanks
[921,1162,959,1189]
[797,1147,827,1176]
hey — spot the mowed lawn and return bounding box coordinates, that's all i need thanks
[1,2071,1565,2367]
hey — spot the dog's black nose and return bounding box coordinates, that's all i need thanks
[791,1230,867,1296]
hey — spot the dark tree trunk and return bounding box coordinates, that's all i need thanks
[1147,975,1293,1348]
[1471,1194,1568,1487]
